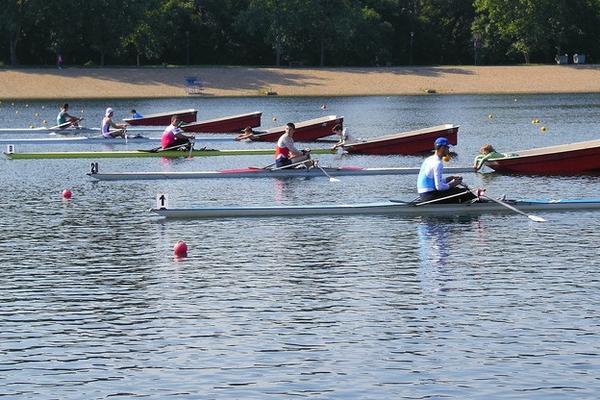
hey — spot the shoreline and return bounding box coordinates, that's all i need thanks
[2,65,600,99]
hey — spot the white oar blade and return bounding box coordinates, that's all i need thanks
[529,215,546,223]
[330,177,340,182]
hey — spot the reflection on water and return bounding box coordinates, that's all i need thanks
[417,218,451,268]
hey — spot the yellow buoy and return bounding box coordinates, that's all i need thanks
[43,120,48,124]
[29,125,34,129]
[540,126,547,133]
[442,156,450,162]
[272,117,277,121]
[488,114,493,119]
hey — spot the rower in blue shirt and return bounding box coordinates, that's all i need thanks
[417,137,475,203]
[130,109,143,119]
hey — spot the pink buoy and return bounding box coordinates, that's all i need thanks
[174,240,188,258]
[62,189,72,199]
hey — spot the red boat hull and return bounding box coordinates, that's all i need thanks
[181,112,262,133]
[486,140,600,174]
[251,115,344,142]
[344,125,459,155]
[123,109,197,126]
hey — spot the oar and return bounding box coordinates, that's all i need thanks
[187,137,196,158]
[481,193,546,222]
[49,117,84,131]
[317,164,340,182]
[142,143,189,153]
[462,184,546,222]
[261,161,277,170]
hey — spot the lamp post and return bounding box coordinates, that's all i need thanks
[409,31,414,65]
[473,32,481,65]
[186,31,190,65]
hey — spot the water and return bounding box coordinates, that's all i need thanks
[1,94,599,398]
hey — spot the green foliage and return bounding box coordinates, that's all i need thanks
[2,0,600,66]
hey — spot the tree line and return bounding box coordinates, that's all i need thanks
[2,0,599,68]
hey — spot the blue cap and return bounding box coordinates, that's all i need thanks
[434,137,450,149]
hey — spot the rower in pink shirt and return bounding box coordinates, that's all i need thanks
[161,115,194,149]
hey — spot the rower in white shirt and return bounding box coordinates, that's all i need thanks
[331,123,354,149]
[274,122,310,168]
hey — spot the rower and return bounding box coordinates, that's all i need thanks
[130,109,143,119]
[473,144,505,171]
[331,123,354,150]
[56,103,80,128]
[101,108,127,138]
[417,137,476,204]
[235,126,255,141]
[275,122,310,168]
[161,115,194,150]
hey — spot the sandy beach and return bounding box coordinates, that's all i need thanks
[2,65,600,99]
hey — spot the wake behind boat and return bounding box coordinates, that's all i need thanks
[151,198,600,219]
[88,165,475,181]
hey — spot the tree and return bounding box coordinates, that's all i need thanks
[474,0,556,64]
[418,0,476,65]
[238,0,317,66]
[82,0,147,66]
[0,0,45,65]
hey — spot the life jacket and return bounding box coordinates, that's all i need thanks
[275,144,290,160]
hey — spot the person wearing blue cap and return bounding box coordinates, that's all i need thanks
[417,137,475,203]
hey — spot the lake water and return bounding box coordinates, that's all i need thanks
[1,94,599,399]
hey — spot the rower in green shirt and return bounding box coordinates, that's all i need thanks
[56,103,81,128]
[473,144,505,171]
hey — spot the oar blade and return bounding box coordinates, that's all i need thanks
[528,215,547,223]
[329,177,340,182]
